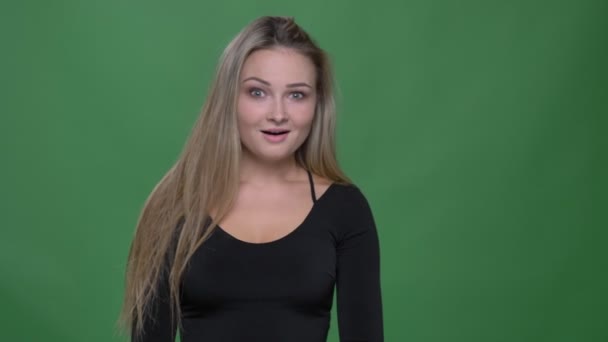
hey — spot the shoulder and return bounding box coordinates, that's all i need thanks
[322,182,377,238]
[326,182,372,210]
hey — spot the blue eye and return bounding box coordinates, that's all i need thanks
[290,92,305,99]
[249,88,265,97]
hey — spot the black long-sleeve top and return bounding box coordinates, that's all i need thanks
[132,181,383,341]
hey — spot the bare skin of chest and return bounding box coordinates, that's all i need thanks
[219,180,330,244]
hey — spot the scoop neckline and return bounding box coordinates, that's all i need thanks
[215,182,338,246]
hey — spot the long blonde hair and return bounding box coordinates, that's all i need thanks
[119,15,351,339]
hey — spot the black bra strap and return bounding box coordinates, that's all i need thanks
[306,169,317,203]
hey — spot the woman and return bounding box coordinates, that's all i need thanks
[120,16,383,342]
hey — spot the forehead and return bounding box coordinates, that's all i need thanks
[240,48,316,85]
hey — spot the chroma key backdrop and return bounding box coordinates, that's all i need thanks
[1,1,606,341]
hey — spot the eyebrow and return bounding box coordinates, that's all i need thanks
[242,76,313,89]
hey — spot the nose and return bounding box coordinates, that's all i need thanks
[267,97,288,123]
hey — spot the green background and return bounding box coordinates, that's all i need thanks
[1,0,606,341]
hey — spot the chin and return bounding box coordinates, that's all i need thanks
[259,153,295,163]
[244,148,296,163]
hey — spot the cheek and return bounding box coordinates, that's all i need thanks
[291,102,316,129]
[237,95,267,124]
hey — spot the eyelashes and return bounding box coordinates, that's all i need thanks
[290,91,306,99]
[246,87,308,100]
[249,88,265,97]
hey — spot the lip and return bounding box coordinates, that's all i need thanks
[260,128,291,134]
[260,129,290,143]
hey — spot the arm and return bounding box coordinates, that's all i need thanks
[131,266,178,342]
[336,186,384,342]
[132,218,184,342]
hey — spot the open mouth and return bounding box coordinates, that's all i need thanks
[261,130,290,136]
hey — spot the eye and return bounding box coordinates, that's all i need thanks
[249,88,265,97]
[290,91,306,99]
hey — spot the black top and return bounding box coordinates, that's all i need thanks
[133,171,383,342]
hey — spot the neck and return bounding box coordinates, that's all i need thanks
[239,151,303,186]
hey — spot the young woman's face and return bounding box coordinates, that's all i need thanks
[237,47,317,163]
